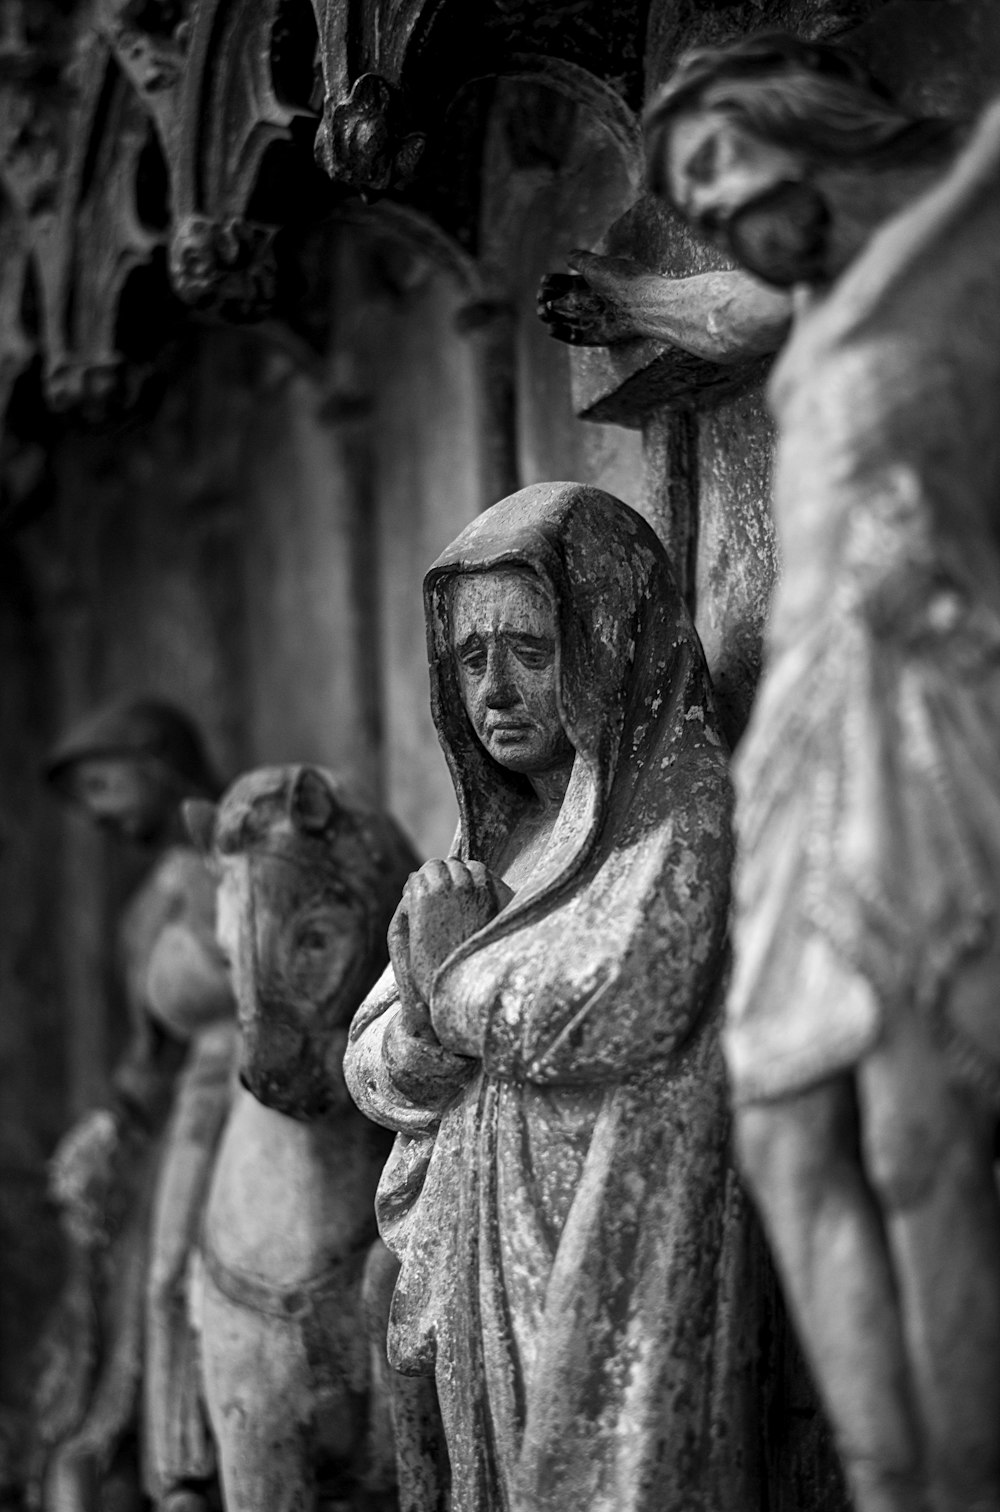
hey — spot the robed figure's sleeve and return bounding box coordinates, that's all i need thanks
[345,966,477,1134]
[436,758,731,1086]
[345,751,731,1105]
[347,758,732,1122]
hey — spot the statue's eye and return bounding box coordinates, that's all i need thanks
[457,641,487,674]
[685,133,719,188]
[509,637,553,669]
[298,924,330,954]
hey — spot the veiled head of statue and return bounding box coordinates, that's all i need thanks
[425,481,722,892]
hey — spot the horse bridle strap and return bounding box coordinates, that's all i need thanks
[238,841,358,886]
[199,1232,370,1319]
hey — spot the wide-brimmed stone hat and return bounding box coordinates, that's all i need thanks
[44,697,221,799]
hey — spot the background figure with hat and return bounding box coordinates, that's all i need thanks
[30,698,237,1512]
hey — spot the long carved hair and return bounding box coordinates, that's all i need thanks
[644,31,959,200]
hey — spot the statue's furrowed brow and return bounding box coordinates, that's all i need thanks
[504,631,553,651]
[685,132,719,186]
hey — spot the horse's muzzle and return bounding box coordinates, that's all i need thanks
[240,1024,334,1121]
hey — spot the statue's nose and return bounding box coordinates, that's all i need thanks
[483,647,517,708]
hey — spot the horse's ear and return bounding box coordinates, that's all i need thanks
[183,799,217,857]
[289,767,340,835]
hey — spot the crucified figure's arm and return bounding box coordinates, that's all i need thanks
[538,250,792,361]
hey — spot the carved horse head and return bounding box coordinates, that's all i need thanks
[186,765,416,1119]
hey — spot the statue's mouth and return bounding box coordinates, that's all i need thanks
[487,720,532,739]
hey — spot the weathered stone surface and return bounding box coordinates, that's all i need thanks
[187,763,418,1512]
[474,75,645,507]
[346,482,806,1511]
[29,700,236,1512]
[3,7,997,1511]
[541,196,787,427]
[538,0,888,429]
[693,386,777,744]
[534,0,985,761]
[655,28,1000,1512]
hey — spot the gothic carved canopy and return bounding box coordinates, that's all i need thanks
[0,0,887,428]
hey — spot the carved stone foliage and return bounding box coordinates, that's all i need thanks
[168,215,278,318]
[314,71,424,193]
[0,0,667,433]
[154,0,315,314]
[308,0,649,209]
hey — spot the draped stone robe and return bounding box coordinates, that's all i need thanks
[346,483,768,1512]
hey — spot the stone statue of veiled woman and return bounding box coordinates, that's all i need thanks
[346,482,773,1512]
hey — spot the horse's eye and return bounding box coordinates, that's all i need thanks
[298,926,329,954]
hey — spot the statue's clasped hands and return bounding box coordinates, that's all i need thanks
[390,859,513,1040]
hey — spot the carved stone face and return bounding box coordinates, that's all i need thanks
[664,107,828,287]
[216,848,365,1119]
[451,569,574,777]
[665,108,802,228]
[71,755,173,843]
[193,765,415,1120]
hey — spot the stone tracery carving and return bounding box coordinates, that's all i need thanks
[314,72,425,192]
[0,0,762,435]
[0,0,316,425]
[45,65,162,411]
[168,214,278,318]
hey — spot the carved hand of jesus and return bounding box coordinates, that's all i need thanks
[538,248,791,358]
[538,251,655,345]
[391,860,513,1035]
